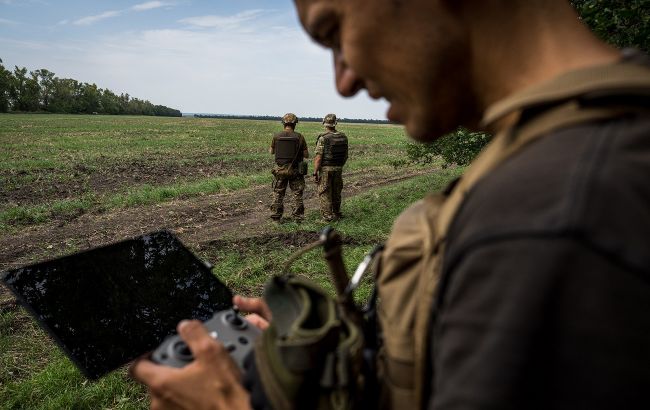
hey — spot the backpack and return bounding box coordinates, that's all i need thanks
[321,132,348,166]
[275,132,301,166]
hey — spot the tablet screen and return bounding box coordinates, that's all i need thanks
[1,230,232,379]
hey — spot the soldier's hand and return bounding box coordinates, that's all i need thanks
[233,295,271,330]
[131,320,251,410]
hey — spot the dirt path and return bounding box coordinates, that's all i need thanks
[0,166,437,272]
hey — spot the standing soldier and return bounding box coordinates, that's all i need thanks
[269,113,309,221]
[313,113,348,221]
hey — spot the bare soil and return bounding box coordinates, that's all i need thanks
[0,156,268,206]
[0,167,435,283]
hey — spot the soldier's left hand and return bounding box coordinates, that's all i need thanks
[131,320,251,410]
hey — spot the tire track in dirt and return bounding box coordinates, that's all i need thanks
[0,166,438,272]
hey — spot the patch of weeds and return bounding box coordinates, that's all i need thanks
[0,205,49,226]
[1,357,147,410]
[0,194,96,233]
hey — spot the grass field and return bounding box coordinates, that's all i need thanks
[0,114,463,409]
[0,114,411,234]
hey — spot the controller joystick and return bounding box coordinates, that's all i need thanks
[225,308,246,329]
[151,309,261,369]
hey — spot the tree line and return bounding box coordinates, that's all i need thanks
[0,59,181,117]
[193,114,392,124]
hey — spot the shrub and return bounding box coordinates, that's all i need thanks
[406,127,491,167]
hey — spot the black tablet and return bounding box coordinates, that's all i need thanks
[1,230,232,379]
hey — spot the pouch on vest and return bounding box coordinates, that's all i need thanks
[275,133,300,166]
[273,164,296,178]
[375,191,449,410]
[247,228,380,410]
[322,133,348,167]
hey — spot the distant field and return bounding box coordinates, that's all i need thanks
[0,114,462,409]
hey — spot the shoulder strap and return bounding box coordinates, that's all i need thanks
[287,131,301,165]
[436,84,650,247]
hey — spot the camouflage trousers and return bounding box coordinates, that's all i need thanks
[271,173,305,219]
[317,170,343,220]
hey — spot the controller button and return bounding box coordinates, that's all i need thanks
[238,337,249,345]
[210,331,218,339]
[173,341,193,360]
[226,343,236,352]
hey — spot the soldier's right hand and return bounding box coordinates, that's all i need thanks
[233,295,271,330]
[131,320,251,410]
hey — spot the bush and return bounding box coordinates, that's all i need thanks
[406,127,491,167]
[570,0,649,53]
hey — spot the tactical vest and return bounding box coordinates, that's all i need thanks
[275,132,301,166]
[375,59,650,410]
[320,132,348,166]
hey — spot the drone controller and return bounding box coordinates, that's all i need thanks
[151,308,261,369]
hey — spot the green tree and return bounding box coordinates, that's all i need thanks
[77,83,101,114]
[0,58,11,112]
[406,127,492,167]
[49,77,78,113]
[10,66,40,111]
[99,89,121,114]
[571,0,650,52]
[0,59,182,116]
[33,68,56,111]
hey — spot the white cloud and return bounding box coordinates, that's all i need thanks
[0,17,19,25]
[2,0,49,5]
[132,1,168,12]
[179,9,265,30]
[73,10,121,26]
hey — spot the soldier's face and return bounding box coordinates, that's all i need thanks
[294,0,479,141]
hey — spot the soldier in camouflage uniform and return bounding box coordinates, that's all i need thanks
[270,113,309,221]
[313,113,348,221]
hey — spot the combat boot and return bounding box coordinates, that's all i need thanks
[333,206,343,220]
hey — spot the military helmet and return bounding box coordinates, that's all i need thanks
[322,113,338,126]
[281,113,299,125]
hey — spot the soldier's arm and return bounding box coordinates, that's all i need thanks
[313,135,324,174]
[301,136,309,159]
[313,154,322,174]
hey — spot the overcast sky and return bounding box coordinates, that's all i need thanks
[0,0,389,119]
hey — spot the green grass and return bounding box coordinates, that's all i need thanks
[0,114,415,232]
[0,169,463,410]
[197,168,464,310]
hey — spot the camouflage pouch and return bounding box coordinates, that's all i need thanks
[252,275,364,410]
[246,227,379,410]
[273,164,295,178]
